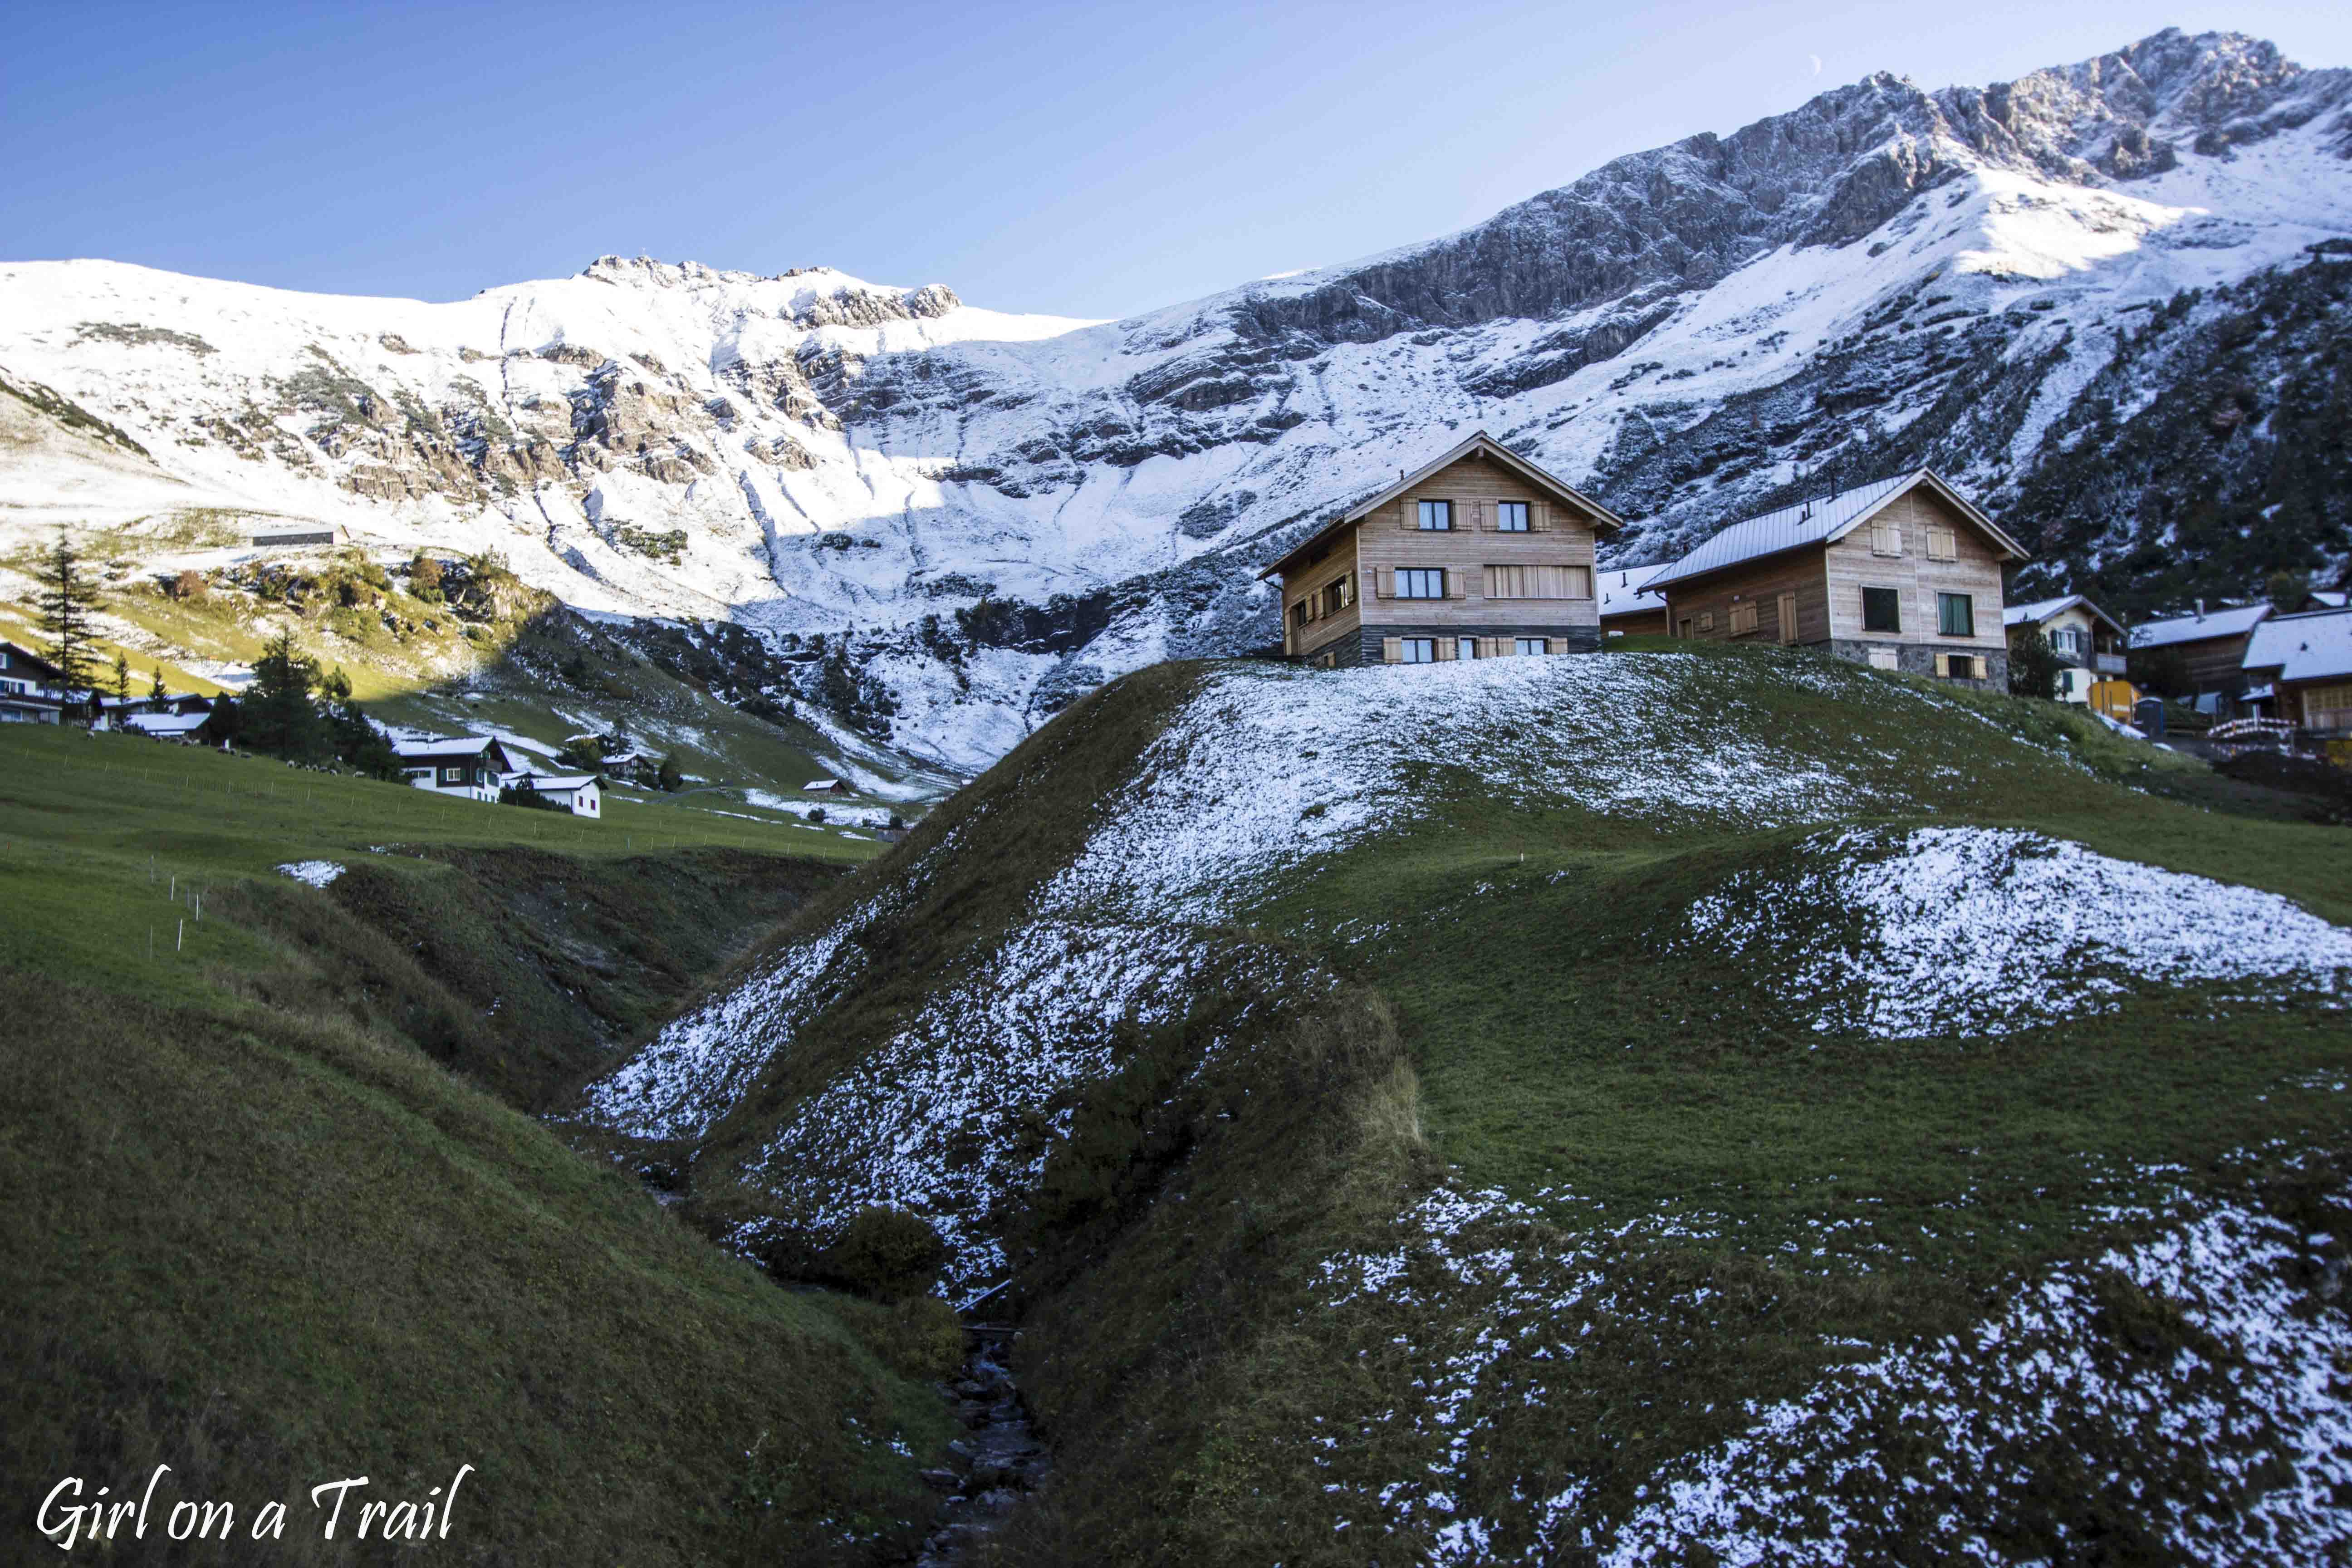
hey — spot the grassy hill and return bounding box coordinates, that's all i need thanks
[577,641,2352,1565]
[0,726,960,1564]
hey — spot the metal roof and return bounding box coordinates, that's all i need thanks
[392,735,507,759]
[2242,608,2352,682]
[2003,593,2126,635]
[1259,431,1626,581]
[2129,603,2271,649]
[1645,470,2023,593]
[1598,564,1669,618]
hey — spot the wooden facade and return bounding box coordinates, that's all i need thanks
[1656,475,2019,687]
[1264,434,1623,666]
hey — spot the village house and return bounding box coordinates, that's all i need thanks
[1259,432,1627,666]
[1644,470,2025,686]
[1598,567,1670,637]
[804,778,853,795]
[2003,594,2131,706]
[2240,608,2352,737]
[2128,602,2272,715]
[504,771,603,817]
[0,642,68,724]
[393,735,525,803]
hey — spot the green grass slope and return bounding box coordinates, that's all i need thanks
[579,642,2352,1566]
[0,726,956,1564]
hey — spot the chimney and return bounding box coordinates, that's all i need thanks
[2195,598,2205,619]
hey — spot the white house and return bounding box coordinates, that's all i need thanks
[2003,594,2130,703]
[0,642,67,724]
[393,736,523,802]
[502,771,602,817]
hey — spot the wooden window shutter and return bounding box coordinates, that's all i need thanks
[1436,637,1458,661]
[1446,569,1468,600]
[1400,500,1415,531]
[1476,637,1498,659]
[1382,637,1403,664]
[1531,500,1552,532]
[1376,566,1395,599]
[1928,527,1956,562]
[1932,653,1950,677]
[1777,591,1797,643]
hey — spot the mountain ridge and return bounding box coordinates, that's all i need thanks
[2,26,2347,774]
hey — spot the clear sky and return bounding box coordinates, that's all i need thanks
[5,2,2345,320]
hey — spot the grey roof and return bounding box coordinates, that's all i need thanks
[1598,565,1669,618]
[2242,608,2352,682]
[393,735,507,760]
[2129,603,2270,649]
[1643,470,2024,593]
[2004,593,2125,635]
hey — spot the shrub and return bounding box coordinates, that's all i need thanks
[822,1207,948,1302]
[168,568,207,602]
[874,1296,966,1382]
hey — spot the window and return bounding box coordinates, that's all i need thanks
[1400,637,1437,663]
[1728,602,1759,636]
[1291,600,1311,630]
[1495,501,1529,532]
[1926,527,1957,562]
[1871,524,1903,557]
[1416,500,1454,531]
[1943,654,1978,680]
[1862,588,1901,633]
[1696,612,1715,632]
[1516,637,1548,656]
[1938,592,1975,637]
[438,764,465,785]
[1483,564,1592,599]
[1314,576,1352,619]
[1457,637,1479,661]
[2050,627,2083,656]
[1396,568,1446,599]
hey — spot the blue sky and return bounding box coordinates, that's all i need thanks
[6,2,2346,319]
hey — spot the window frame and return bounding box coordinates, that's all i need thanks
[1396,567,1446,600]
[1416,500,1454,532]
[1514,637,1548,656]
[1456,637,1479,662]
[1494,500,1529,533]
[1861,587,1902,634]
[1937,592,1975,638]
[1399,637,1437,664]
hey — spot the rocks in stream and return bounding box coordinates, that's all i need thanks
[916,1326,1047,1566]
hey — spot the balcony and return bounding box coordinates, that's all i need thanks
[2093,652,2127,675]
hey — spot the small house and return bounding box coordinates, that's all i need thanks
[2003,594,2129,704]
[1645,470,2026,687]
[2127,603,2271,713]
[393,736,523,803]
[503,772,603,817]
[124,710,211,742]
[1258,431,1627,666]
[1598,568,1670,637]
[2240,608,2352,737]
[804,778,852,795]
[0,642,67,723]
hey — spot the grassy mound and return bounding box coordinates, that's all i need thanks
[0,726,953,1563]
[585,643,2352,1563]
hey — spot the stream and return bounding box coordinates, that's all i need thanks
[914,1323,1048,1563]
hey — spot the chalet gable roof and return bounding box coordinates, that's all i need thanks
[2242,607,2352,682]
[2130,603,2271,650]
[1645,470,2026,593]
[1259,431,1626,581]
[2003,593,2126,637]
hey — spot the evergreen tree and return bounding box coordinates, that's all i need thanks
[33,531,100,695]
[148,666,167,701]
[111,651,131,703]
[2006,626,2062,700]
[317,664,402,780]
[656,753,684,792]
[243,631,328,761]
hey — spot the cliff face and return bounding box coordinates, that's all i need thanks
[2,29,2348,771]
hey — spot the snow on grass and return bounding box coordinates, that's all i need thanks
[274,860,345,887]
[1689,827,2352,1039]
[1312,1174,2352,1564]
[1048,657,1886,924]
[739,918,1300,1297]
[1602,1200,2352,1567]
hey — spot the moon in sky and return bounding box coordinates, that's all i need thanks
[1809,53,1823,75]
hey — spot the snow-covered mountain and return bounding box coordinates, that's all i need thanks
[4,27,2347,771]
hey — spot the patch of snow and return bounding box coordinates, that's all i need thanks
[274,860,345,887]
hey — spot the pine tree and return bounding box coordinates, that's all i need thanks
[111,651,131,703]
[149,666,168,701]
[244,631,327,761]
[33,531,100,695]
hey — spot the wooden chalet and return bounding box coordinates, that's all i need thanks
[1258,432,1627,667]
[2128,603,2273,711]
[1645,470,2025,687]
[2240,608,2352,736]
